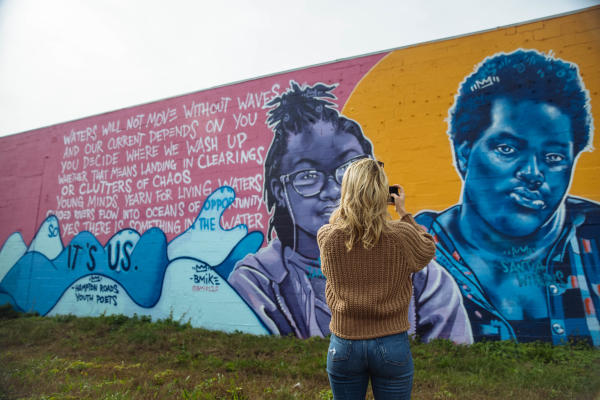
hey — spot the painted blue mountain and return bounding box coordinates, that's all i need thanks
[0,232,27,282]
[0,186,264,317]
[28,215,63,259]
[0,228,168,315]
[104,229,140,271]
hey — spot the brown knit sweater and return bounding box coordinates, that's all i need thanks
[317,214,436,339]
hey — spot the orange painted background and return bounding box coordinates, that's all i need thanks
[343,7,600,214]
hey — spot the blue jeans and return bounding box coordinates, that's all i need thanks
[327,331,414,400]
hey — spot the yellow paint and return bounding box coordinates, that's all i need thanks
[343,7,600,214]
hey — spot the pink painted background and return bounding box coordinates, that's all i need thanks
[0,53,386,247]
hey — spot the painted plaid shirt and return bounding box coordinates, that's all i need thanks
[416,196,600,346]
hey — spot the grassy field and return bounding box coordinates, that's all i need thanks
[1,308,599,400]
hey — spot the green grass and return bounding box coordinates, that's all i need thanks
[0,307,599,399]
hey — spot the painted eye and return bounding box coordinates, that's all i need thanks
[545,153,565,163]
[496,144,515,155]
[296,171,319,181]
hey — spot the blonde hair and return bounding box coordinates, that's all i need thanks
[329,158,391,251]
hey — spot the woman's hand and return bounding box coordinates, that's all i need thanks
[390,185,408,218]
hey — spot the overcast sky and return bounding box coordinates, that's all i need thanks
[0,0,598,137]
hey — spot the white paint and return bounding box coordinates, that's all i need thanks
[0,233,27,282]
[155,258,268,334]
[167,186,246,265]
[28,215,63,260]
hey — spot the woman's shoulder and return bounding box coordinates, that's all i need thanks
[387,219,412,230]
[317,223,334,238]
[386,218,422,240]
[317,224,344,243]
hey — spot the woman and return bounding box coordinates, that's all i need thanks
[318,158,436,399]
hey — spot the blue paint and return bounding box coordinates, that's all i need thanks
[0,186,264,320]
[416,49,600,345]
[213,231,263,280]
[0,229,168,314]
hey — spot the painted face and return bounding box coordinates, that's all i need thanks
[460,98,575,237]
[275,120,368,238]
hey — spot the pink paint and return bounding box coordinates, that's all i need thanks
[584,298,594,316]
[0,53,386,246]
[571,275,578,289]
[452,251,460,261]
[582,239,591,253]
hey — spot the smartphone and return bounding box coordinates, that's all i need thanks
[388,186,399,203]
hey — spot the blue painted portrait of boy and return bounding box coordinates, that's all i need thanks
[415,49,600,345]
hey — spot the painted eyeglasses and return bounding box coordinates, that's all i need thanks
[280,155,375,197]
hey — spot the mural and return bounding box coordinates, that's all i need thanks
[414,49,600,345]
[228,82,471,342]
[0,7,599,345]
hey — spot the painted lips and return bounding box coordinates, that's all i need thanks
[510,188,546,210]
[320,205,338,217]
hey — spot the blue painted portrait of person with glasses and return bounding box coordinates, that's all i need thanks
[415,49,600,345]
[229,81,472,341]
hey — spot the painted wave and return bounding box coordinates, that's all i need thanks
[0,186,265,332]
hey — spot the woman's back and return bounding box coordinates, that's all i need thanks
[318,215,435,339]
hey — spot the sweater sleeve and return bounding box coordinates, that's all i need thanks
[397,214,436,272]
[317,224,332,277]
[317,224,332,251]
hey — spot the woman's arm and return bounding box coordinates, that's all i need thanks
[390,185,436,271]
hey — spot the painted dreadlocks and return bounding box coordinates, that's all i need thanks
[263,81,373,248]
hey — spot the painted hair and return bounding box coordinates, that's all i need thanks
[448,49,594,176]
[263,81,373,247]
[329,158,391,251]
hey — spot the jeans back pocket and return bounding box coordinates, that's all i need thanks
[328,334,352,362]
[376,333,411,366]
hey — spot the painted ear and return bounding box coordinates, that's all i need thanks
[270,178,286,208]
[455,142,471,177]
